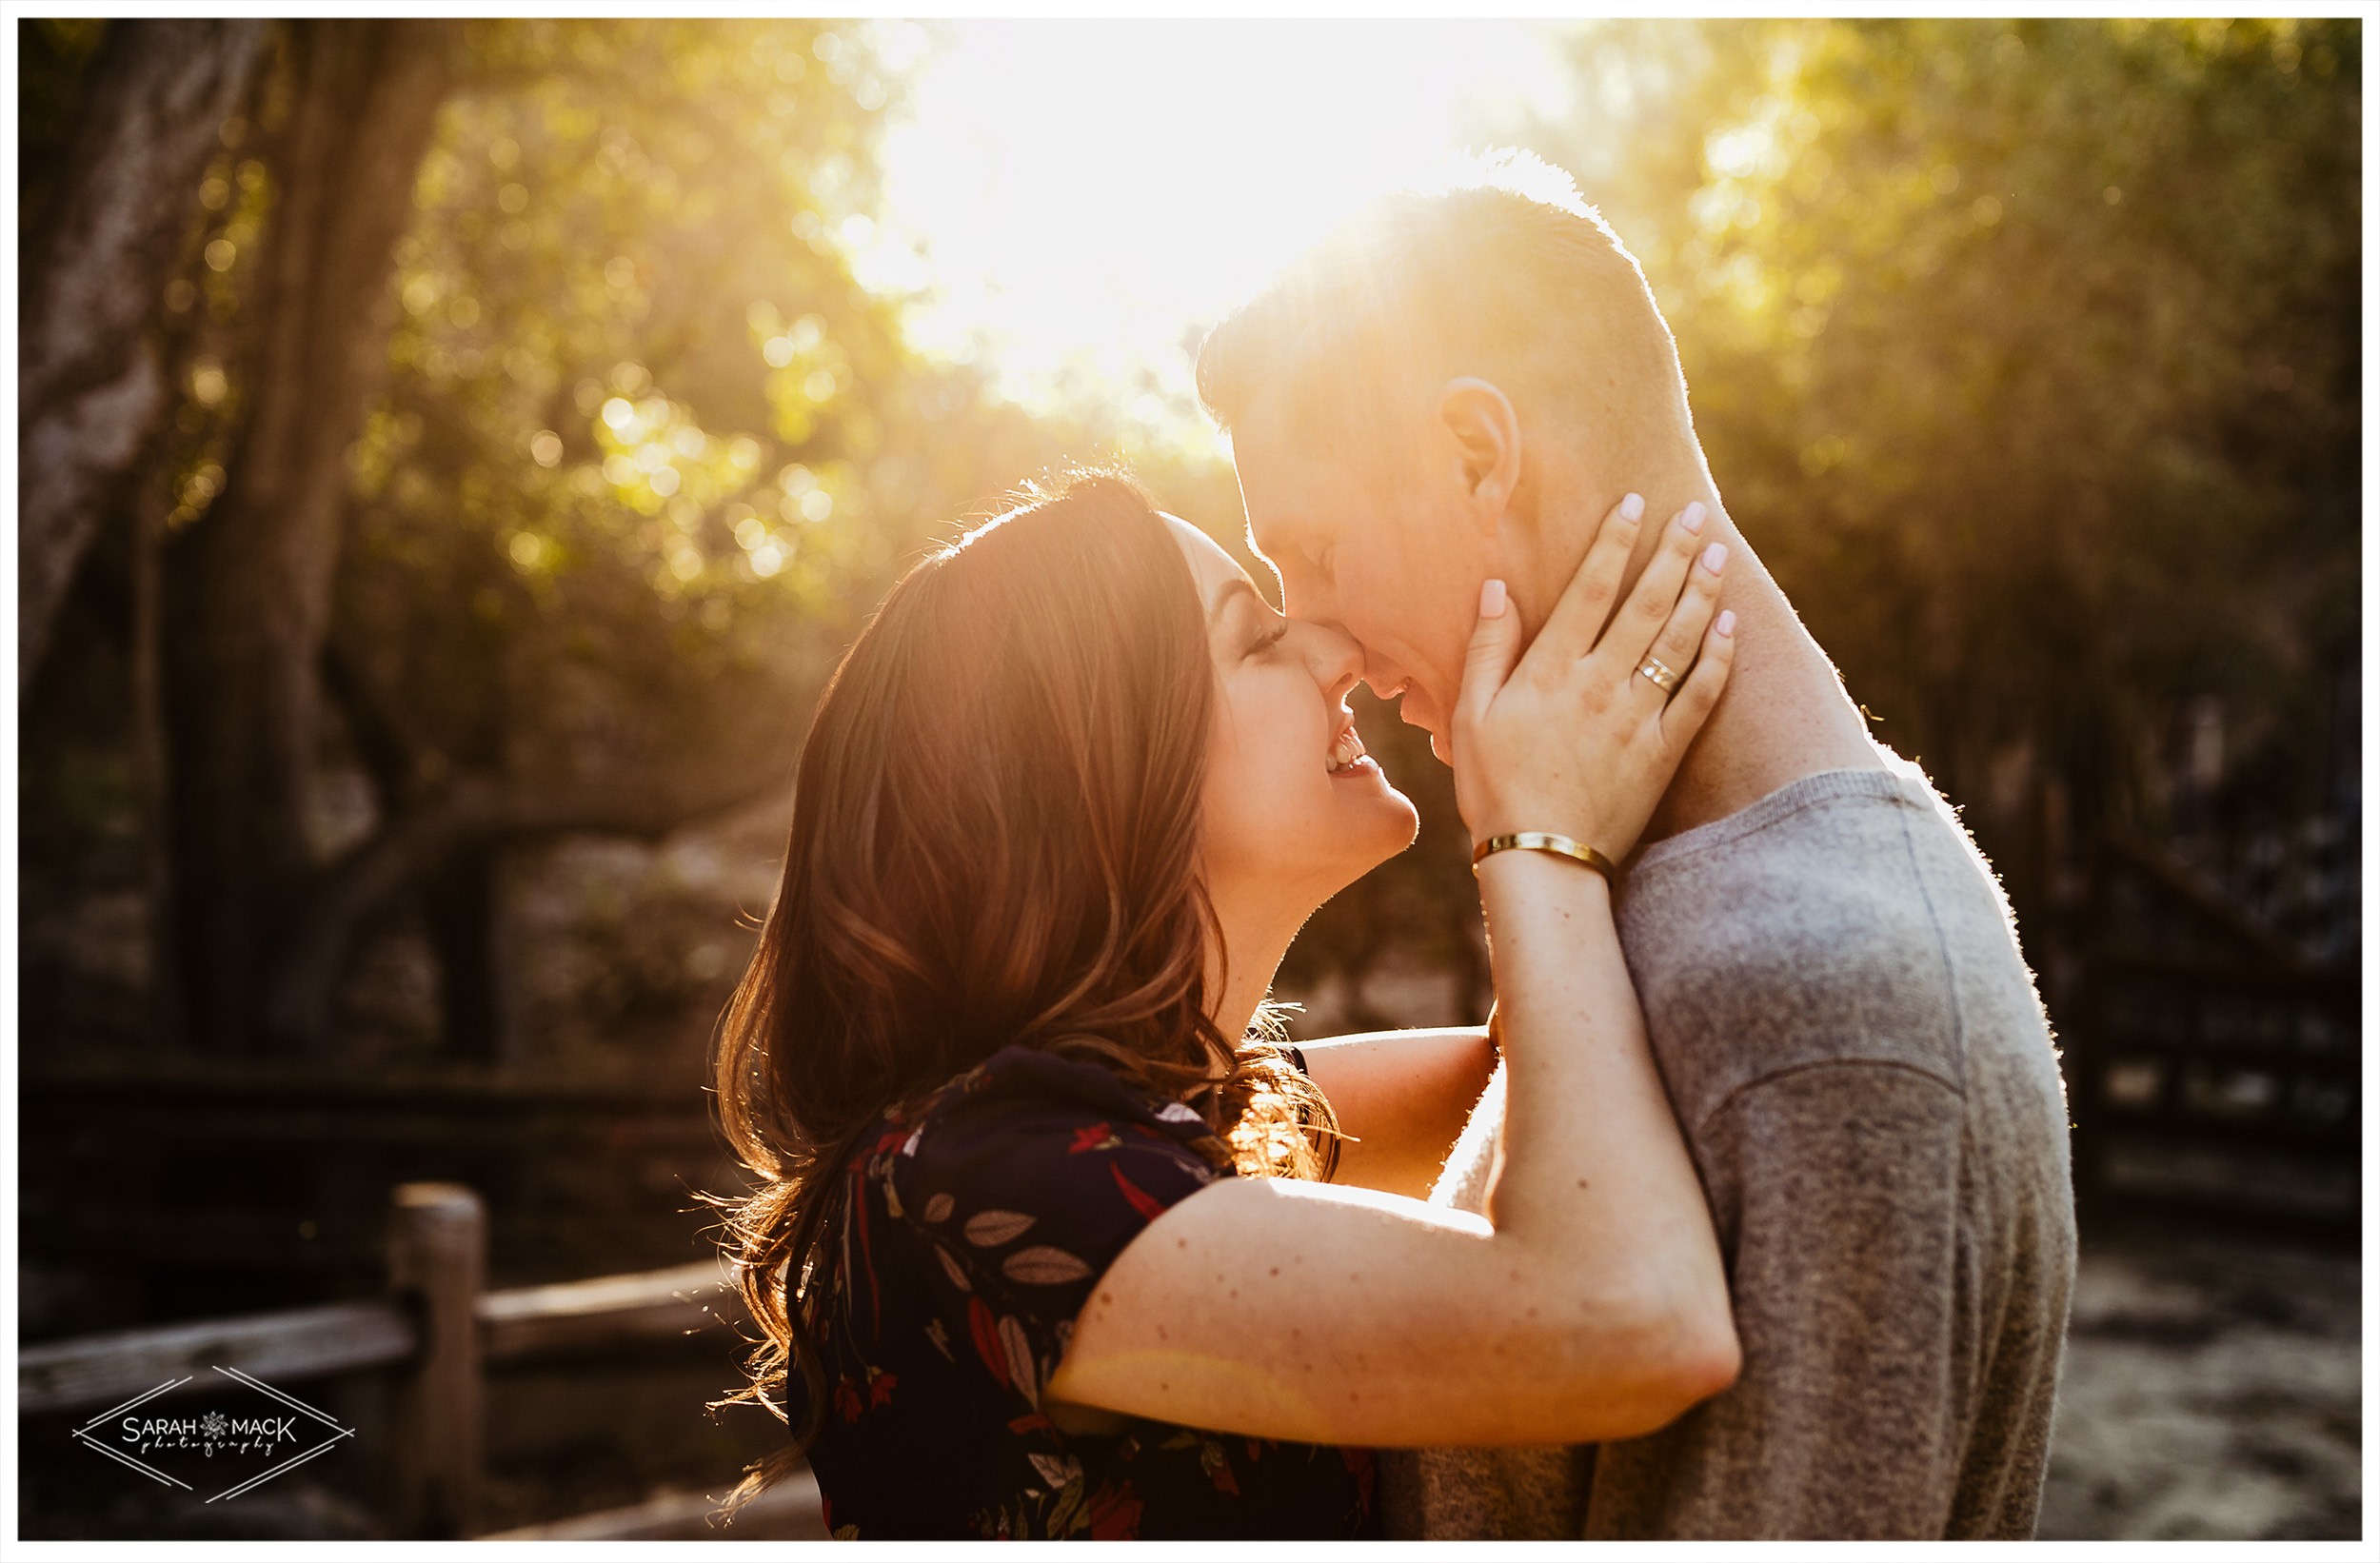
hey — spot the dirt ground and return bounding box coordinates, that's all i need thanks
[2037,1218,2363,1540]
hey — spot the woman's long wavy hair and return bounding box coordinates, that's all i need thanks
[711,472,1339,1503]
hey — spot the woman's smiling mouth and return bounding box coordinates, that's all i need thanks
[1327,720,1374,776]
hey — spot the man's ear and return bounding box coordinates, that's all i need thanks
[1437,378,1521,538]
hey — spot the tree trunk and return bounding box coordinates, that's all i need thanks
[423,848,514,1065]
[163,19,454,1056]
[19,19,268,688]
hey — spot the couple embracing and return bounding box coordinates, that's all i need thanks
[715,152,2075,1541]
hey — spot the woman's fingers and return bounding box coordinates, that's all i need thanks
[1659,608,1736,750]
[1594,503,1710,680]
[1633,530,1728,703]
[1528,492,1645,667]
[1454,576,1524,740]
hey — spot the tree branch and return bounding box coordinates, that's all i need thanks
[263,759,790,1050]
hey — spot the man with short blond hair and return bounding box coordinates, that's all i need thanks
[1198,150,2075,1540]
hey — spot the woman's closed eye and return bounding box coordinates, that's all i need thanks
[1246,617,1291,659]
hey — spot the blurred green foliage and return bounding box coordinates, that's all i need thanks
[1539,17,2358,830]
[327,19,1051,800]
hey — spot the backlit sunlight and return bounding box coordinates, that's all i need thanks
[859,20,1571,445]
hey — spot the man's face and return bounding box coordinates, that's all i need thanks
[1229,390,1495,764]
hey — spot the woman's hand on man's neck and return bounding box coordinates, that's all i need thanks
[1518,468,1886,851]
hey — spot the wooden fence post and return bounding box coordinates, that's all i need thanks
[387,1181,485,1538]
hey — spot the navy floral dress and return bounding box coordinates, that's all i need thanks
[800,1044,1379,1539]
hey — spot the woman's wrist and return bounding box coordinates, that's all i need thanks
[1476,842,1617,905]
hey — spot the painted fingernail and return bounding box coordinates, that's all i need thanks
[1619,492,1644,521]
[1479,578,1507,618]
[1681,501,1708,533]
[1716,609,1736,637]
[1701,542,1728,574]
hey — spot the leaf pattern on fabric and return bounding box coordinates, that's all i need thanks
[1028,1451,1082,1491]
[1087,1481,1144,1540]
[1002,1245,1093,1285]
[1109,1161,1169,1221]
[1200,1436,1240,1497]
[967,1295,1010,1390]
[999,1312,1039,1404]
[800,1044,1378,1540]
[964,1208,1036,1246]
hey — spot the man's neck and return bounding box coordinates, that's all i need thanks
[1521,461,1888,847]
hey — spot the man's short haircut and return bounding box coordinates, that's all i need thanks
[1196,148,1694,469]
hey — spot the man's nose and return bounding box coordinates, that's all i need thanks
[1299,621,1367,704]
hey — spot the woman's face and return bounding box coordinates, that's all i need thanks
[1167,516,1419,922]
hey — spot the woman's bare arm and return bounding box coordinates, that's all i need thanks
[1046,496,1741,1448]
[1297,1026,1494,1197]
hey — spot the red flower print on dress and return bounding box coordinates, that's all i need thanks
[868,1369,898,1408]
[835,1377,864,1423]
[1067,1122,1118,1155]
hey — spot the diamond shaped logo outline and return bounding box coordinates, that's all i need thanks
[71,1375,196,1492]
[70,1365,358,1503]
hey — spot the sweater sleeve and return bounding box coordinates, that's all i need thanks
[1585,1060,1972,1538]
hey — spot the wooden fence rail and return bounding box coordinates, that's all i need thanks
[17,1181,781,1538]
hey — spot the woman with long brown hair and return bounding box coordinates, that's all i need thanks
[713,471,1739,1537]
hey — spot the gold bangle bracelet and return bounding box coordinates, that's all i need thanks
[1470,831,1618,882]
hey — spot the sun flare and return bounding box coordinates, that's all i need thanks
[859,21,1570,445]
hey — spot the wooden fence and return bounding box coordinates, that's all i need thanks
[2059,829,2361,1229]
[17,1181,820,1540]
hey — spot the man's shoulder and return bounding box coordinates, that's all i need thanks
[1616,762,2044,1130]
[1620,764,1968,996]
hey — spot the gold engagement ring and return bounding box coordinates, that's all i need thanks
[1636,655,1682,695]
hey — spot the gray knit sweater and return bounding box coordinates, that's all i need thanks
[1381,762,2076,1539]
